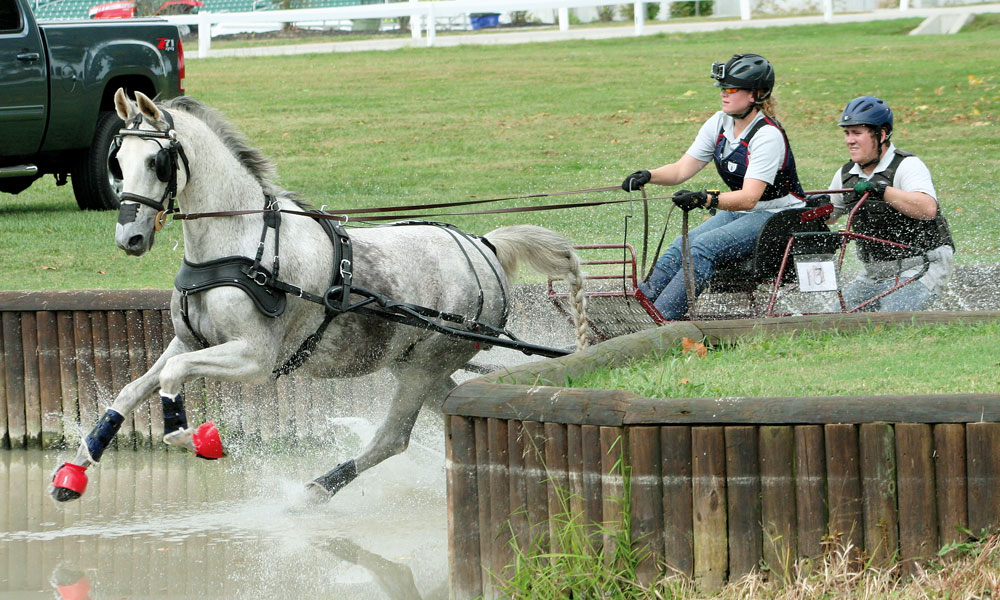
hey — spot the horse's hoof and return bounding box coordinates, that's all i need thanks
[51,486,83,503]
[163,427,196,452]
[303,481,333,505]
[51,463,88,502]
[192,422,224,460]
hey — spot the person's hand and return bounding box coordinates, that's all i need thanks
[853,180,887,202]
[672,189,707,211]
[621,170,651,192]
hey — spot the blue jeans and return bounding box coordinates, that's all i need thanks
[843,276,934,312]
[639,210,773,319]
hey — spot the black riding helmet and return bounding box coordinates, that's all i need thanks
[710,54,775,101]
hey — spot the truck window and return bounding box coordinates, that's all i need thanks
[0,0,22,32]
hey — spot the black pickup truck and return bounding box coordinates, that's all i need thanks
[0,0,184,210]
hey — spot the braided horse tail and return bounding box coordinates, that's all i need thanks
[485,225,589,350]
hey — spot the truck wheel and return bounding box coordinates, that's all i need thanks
[71,111,124,211]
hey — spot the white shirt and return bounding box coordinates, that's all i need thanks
[828,143,937,220]
[686,111,803,212]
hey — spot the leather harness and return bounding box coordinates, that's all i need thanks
[173,195,355,377]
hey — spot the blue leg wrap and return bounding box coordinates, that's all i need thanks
[85,409,125,462]
[161,392,188,435]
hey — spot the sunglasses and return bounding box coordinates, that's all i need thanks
[720,87,743,94]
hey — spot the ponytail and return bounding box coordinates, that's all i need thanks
[760,96,779,120]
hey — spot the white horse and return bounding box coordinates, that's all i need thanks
[50,89,588,503]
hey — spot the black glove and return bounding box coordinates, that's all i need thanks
[672,189,707,211]
[853,180,887,202]
[621,170,651,192]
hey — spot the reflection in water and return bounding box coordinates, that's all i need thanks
[1,441,448,599]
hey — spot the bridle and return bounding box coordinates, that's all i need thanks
[112,110,191,231]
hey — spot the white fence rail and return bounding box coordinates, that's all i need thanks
[162,0,990,57]
[166,0,789,56]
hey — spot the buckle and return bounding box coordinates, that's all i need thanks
[249,270,268,286]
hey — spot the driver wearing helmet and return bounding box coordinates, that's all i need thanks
[621,53,805,320]
[828,96,954,312]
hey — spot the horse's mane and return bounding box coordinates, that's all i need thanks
[161,96,311,210]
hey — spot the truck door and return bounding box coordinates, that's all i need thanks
[0,0,47,159]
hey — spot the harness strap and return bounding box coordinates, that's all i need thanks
[179,291,210,349]
[272,212,351,377]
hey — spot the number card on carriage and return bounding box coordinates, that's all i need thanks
[794,254,838,292]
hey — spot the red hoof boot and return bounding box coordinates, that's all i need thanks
[56,577,92,600]
[192,422,224,459]
[52,463,88,501]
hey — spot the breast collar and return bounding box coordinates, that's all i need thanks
[173,195,351,360]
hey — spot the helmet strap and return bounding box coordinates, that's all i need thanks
[732,90,763,120]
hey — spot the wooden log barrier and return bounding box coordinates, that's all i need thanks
[444,313,1000,597]
[0,290,346,448]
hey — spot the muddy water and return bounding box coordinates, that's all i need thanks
[1,439,449,599]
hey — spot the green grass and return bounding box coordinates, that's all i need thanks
[2,18,998,289]
[567,321,1000,397]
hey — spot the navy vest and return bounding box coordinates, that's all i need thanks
[839,149,954,262]
[713,115,805,203]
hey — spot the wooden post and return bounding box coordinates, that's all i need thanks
[56,312,79,443]
[629,426,663,586]
[4,312,27,448]
[544,421,570,555]
[20,312,41,447]
[90,311,112,409]
[661,425,693,578]
[859,423,897,567]
[473,417,491,592]
[825,424,863,558]
[794,425,827,559]
[108,311,134,447]
[143,310,164,445]
[37,311,62,448]
[72,311,96,435]
[522,421,549,551]
[966,422,1000,533]
[600,426,625,566]
[488,418,512,585]
[567,423,585,521]
[0,315,6,448]
[507,420,529,554]
[126,310,149,447]
[933,423,967,545]
[581,424,604,549]
[895,423,937,565]
[760,426,797,578]
[446,415,482,599]
[691,426,727,591]
[724,425,761,580]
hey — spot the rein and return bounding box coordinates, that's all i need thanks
[170,186,665,223]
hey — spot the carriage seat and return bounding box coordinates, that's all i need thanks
[708,195,836,293]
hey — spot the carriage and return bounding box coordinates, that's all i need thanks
[547,190,931,342]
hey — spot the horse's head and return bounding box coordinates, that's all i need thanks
[112,88,190,256]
